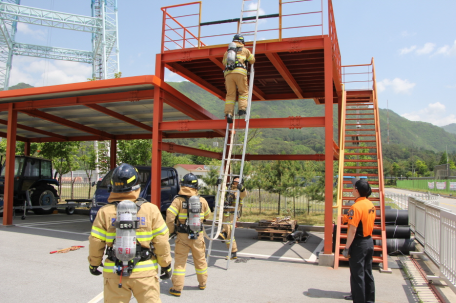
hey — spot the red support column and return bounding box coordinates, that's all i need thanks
[3,103,17,226]
[24,141,31,156]
[110,139,117,170]
[152,53,165,208]
[324,36,334,254]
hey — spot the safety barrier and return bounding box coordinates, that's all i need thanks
[385,192,439,210]
[398,179,456,194]
[408,196,456,288]
[160,0,340,72]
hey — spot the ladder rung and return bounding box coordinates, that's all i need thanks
[242,9,257,13]
[242,21,257,24]
[344,166,378,169]
[344,159,377,162]
[345,134,376,137]
[345,140,376,143]
[346,113,374,116]
[346,118,374,120]
[227,144,244,146]
[341,173,379,176]
[346,123,375,126]
[343,181,379,184]
[345,153,377,156]
[344,146,377,149]
[346,129,376,132]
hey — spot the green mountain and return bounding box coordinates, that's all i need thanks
[8,82,34,90]
[442,123,456,135]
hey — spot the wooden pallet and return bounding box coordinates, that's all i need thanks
[256,228,293,241]
[257,218,297,231]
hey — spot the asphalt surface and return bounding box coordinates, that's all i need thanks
[0,212,418,303]
[385,188,456,211]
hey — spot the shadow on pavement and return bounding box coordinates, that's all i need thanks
[304,288,350,299]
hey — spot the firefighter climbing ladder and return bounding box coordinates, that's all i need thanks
[206,0,262,269]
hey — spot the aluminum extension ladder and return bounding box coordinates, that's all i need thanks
[206,0,262,270]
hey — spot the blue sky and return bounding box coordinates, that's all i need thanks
[10,0,456,127]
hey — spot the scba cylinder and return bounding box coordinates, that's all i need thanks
[226,42,238,67]
[114,200,138,262]
[188,196,202,232]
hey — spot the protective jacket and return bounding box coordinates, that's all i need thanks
[165,186,211,292]
[222,42,255,77]
[88,189,172,279]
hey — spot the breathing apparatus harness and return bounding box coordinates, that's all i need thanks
[105,198,155,287]
[225,42,248,71]
[173,195,203,240]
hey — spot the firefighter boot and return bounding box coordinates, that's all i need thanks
[218,232,227,243]
[238,109,246,116]
[199,284,206,290]
[226,114,233,124]
[169,288,181,297]
[226,252,237,260]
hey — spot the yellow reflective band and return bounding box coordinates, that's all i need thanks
[173,268,186,276]
[248,54,254,61]
[151,223,169,238]
[204,209,210,216]
[191,180,197,183]
[238,95,248,100]
[137,231,153,242]
[195,267,207,275]
[127,175,136,184]
[178,213,188,219]
[90,226,107,241]
[168,206,178,216]
[132,260,158,272]
[106,232,116,243]
[225,100,235,105]
[103,262,116,273]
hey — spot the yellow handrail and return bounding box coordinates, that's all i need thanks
[334,84,346,218]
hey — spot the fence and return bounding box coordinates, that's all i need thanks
[58,182,94,201]
[397,179,456,193]
[385,192,439,210]
[408,196,456,288]
[242,190,325,214]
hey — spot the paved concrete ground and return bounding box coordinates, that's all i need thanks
[385,188,456,211]
[1,212,418,303]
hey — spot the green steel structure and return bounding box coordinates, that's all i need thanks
[0,0,119,89]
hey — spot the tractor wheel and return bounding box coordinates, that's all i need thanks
[32,185,57,215]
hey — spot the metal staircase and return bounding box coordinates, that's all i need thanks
[206,0,261,269]
[334,60,390,271]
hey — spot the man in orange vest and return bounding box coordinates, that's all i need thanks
[342,178,376,303]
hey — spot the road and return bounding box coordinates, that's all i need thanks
[385,188,456,211]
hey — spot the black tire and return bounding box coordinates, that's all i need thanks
[32,185,57,215]
[65,206,75,215]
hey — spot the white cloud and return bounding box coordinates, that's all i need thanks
[416,43,436,55]
[435,40,456,56]
[164,70,187,82]
[401,102,456,126]
[9,56,92,87]
[377,78,416,94]
[17,23,46,41]
[401,31,416,37]
[246,2,266,16]
[399,45,416,55]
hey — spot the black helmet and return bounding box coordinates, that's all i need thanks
[233,34,245,44]
[110,163,140,193]
[181,173,199,189]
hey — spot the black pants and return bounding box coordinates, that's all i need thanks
[349,236,375,303]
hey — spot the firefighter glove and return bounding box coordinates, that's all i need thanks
[89,265,102,276]
[160,265,172,280]
[236,183,245,192]
[342,248,350,258]
[216,178,222,185]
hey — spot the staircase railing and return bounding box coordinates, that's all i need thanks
[334,84,346,218]
[371,57,388,270]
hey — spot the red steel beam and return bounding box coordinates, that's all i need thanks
[160,116,325,131]
[0,89,155,111]
[110,139,117,170]
[3,104,16,225]
[0,131,29,142]
[161,142,221,159]
[24,141,30,156]
[166,62,225,100]
[85,104,152,132]
[20,109,115,140]
[323,36,334,255]
[266,52,304,99]
[161,37,325,63]
[26,131,224,143]
[0,119,68,140]
[152,54,164,209]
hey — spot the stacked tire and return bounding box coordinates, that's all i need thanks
[373,208,415,255]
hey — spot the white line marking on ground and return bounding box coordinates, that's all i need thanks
[18,225,89,236]
[87,291,103,303]
[305,238,324,263]
[15,219,89,226]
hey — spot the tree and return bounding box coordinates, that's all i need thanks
[200,162,219,196]
[415,159,428,177]
[118,139,152,166]
[265,160,295,215]
[79,142,97,198]
[190,144,221,165]
[250,161,270,213]
[162,151,194,167]
[39,142,81,198]
[283,161,305,217]
[301,161,325,214]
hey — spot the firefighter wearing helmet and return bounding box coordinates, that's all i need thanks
[222,34,256,123]
[88,163,172,303]
[166,173,211,297]
[219,177,246,259]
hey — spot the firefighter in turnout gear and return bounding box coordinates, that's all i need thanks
[341,178,376,303]
[219,177,246,259]
[222,34,256,123]
[88,163,172,303]
[166,173,211,297]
